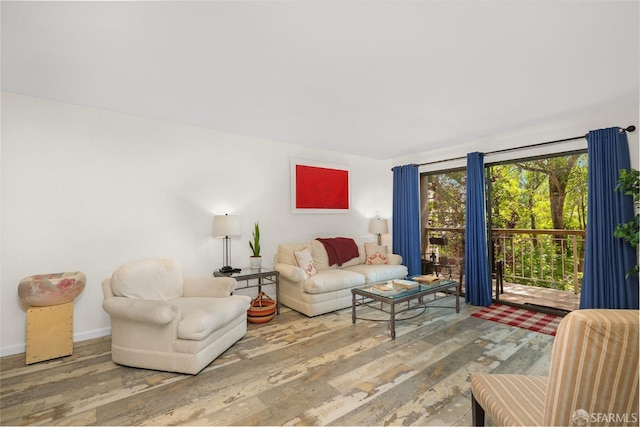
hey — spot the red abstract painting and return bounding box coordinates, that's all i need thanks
[295,164,349,210]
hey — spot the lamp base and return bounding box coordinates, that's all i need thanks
[219,266,241,274]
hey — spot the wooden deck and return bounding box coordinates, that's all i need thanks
[494,281,580,313]
[441,267,580,313]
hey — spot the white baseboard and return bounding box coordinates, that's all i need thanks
[0,327,111,357]
[74,327,111,344]
[0,343,26,358]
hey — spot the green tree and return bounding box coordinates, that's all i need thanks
[426,171,466,228]
[516,155,582,231]
[490,165,524,229]
[614,168,639,276]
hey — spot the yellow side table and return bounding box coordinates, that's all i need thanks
[18,271,85,365]
[26,302,74,364]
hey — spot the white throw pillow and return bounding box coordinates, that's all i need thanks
[294,248,317,277]
[365,243,389,265]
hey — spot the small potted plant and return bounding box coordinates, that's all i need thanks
[249,222,262,269]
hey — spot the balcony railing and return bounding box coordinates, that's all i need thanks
[424,227,586,294]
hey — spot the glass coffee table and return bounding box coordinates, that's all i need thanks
[351,278,460,339]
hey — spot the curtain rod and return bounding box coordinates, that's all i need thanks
[392,125,636,170]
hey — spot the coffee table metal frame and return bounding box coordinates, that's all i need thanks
[351,279,460,339]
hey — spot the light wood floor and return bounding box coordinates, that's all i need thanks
[1,297,556,426]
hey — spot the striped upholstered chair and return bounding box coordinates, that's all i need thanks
[470,309,639,426]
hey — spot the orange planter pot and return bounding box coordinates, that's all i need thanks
[247,293,276,324]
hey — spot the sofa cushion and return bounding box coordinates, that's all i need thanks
[471,374,546,426]
[276,242,310,266]
[316,237,360,266]
[111,258,183,300]
[309,239,333,271]
[365,243,389,265]
[294,248,317,277]
[311,239,368,270]
[344,264,408,284]
[303,270,366,294]
[341,243,366,267]
[172,295,251,341]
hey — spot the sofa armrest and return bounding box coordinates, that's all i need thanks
[274,263,307,282]
[102,297,178,325]
[182,277,237,297]
[388,253,403,265]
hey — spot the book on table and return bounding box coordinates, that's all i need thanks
[371,283,397,294]
[370,280,419,294]
[392,279,420,289]
[413,275,445,284]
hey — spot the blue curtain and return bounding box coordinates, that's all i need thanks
[580,127,638,309]
[465,152,492,306]
[392,164,422,276]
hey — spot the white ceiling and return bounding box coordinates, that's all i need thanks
[2,1,638,160]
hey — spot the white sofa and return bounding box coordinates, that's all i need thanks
[274,238,408,316]
[102,258,251,374]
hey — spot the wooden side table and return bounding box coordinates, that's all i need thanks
[26,302,74,364]
[214,267,280,314]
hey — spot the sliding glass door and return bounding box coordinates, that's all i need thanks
[420,150,586,311]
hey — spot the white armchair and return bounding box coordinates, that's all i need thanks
[102,258,251,374]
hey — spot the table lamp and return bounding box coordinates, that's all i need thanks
[369,217,388,245]
[213,214,241,273]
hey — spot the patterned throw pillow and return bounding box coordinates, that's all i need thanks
[365,243,389,265]
[294,248,317,277]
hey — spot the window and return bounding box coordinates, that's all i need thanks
[420,151,587,304]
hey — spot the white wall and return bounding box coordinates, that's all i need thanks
[0,92,393,356]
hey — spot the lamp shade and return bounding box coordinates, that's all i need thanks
[369,217,389,235]
[213,214,241,237]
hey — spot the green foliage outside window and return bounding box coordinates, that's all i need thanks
[614,168,639,276]
[423,153,588,292]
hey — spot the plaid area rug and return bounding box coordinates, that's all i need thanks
[471,303,562,336]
